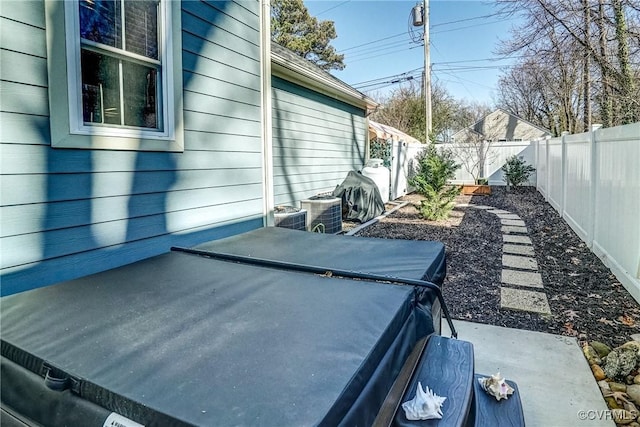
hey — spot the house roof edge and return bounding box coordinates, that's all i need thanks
[271,42,378,112]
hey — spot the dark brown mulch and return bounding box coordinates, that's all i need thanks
[355,186,640,347]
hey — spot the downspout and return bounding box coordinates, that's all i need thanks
[260,0,274,226]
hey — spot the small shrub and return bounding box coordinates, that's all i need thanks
[502,155,535,190]
[409,144,461,220]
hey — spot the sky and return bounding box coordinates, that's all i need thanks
[303,0,522,106]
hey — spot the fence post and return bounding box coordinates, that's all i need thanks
[588,124,602,248]
[530,140,537,187]
[544,137,549,201]
[561,131,569,216]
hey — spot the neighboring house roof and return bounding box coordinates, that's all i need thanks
[369,120,421,144]
[452,108,551,141]
[270,42,378,112]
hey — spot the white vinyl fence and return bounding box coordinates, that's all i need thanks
[446,141,537,186]
[386,127,639,302]
[387,140,538,199]
[535,123,640,302]
[389,140,424,200]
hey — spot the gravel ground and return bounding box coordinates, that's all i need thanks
[354,186,640,348]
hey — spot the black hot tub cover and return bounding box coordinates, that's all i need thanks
[1,251,425,426]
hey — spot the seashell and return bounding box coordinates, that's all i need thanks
[401,381,446,420]
[478,373,514,401]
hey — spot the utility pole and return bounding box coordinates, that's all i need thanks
[424,0,431,142]
[413,1,431,143]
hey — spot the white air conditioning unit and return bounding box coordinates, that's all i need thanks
[300,195,342,234]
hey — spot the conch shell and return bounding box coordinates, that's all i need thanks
[478,372,514,401]
[401,381,446,420]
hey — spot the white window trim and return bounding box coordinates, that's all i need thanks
[46,0,184,152]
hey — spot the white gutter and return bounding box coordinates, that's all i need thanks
[271,51,378,113]
[261,0,274,226]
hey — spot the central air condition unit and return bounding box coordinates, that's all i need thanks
[300,194,342,234]
[273,206,307,231]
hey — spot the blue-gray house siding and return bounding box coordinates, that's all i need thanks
[0,1,265,295]
[271,77,368,207]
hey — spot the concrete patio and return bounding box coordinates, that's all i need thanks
[443,320,614,426]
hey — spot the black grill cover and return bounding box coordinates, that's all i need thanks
[332,171,385,223]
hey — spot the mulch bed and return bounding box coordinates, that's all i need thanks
[354,186,640,347]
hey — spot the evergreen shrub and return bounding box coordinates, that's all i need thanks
[502,155,536,190]
[409,144,461,220]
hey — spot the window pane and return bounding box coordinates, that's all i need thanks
[123,62,159,129]
[79,0,122,48]
[81,49,121,125]
[125,1,159,59]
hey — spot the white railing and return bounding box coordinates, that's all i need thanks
[535,123,640,302]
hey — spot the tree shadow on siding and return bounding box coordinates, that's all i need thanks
[2,1,259,295]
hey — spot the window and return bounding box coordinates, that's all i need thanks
[78,1,161,130]
[46,0,183,151]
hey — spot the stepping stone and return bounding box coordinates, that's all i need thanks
[501,219,526,227]
[502,254,538,270]
[503,235,532,245]
[501,287,551,314]
[503,244,535,256]
[501,226,528,234]
[495,213,521,220]
[488,209,511,215]
[501,269,543,288]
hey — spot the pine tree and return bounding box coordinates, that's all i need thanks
[271,0,345,71]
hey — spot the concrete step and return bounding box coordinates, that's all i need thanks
[501,269,543,288]
[503,244,535,256]
[500,287,551,314]
[441,321,614,426]
[502,255,538,271]
[502,235,532,245]
[501,226,529,234]
[501,219,526,227]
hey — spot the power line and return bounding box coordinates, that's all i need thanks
[431,13,500,28]
[338,32,407,53]
[346,39,414,59]
[351,67,424,87]
[431,41,476,100]
[432,55,528,65]
[338,21,517,63]
[431,20,506,35]
[434,65,514,72]
[355,73,421,91]
[348,44,422,64]
[315,0,351,16]
[435,70,498,90]
[338,12,511,53]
